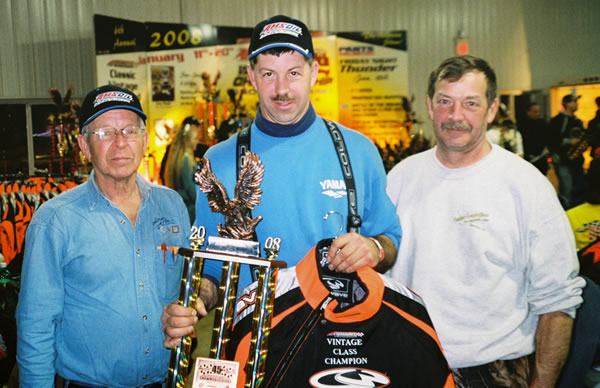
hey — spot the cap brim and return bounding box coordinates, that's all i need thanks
[248,43,313,60]
[83,106,147,127]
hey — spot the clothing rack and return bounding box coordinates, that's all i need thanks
[1,174,86,269]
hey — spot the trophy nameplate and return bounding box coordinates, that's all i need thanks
[191,357,239,388]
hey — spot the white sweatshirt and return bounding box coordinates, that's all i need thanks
[386,144,584,368]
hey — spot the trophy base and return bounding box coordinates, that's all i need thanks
[207,236,260,257]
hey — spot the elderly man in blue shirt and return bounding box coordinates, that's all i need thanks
[15,85,213,388]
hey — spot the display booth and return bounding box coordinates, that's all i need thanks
[93,15,413,182]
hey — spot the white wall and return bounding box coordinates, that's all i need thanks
[1,0,599,134]
[520,0,599,89]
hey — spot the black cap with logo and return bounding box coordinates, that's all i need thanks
[79,84,147,127]
[562,94,581,105]
[182,116,201,126]
[248,15,314,60]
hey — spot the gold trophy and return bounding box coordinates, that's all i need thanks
[167,152,284,388]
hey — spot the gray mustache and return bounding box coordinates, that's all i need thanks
[441,122,472,131]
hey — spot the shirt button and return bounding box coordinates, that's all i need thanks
[120,219,125,225]
[143,315,147,321]
[136,248,141,254]
[145,348,150,354]
[139,282,144,288]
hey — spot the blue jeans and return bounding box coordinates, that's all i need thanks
[554,163,586,210]
[558,277,600,387]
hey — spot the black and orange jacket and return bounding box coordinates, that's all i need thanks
[229,239,455,388]
[1,176,83,267]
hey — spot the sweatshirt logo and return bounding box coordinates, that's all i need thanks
[321,179,347,199]
[454,212,489,230]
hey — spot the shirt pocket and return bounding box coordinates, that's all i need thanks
[153,220,186,304]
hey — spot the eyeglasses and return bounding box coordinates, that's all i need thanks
[90,125,143,141]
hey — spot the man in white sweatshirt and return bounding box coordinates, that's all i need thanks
[386,55,584,388]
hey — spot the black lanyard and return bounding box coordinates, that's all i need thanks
[321,118,362,233]
[236,126,251,177]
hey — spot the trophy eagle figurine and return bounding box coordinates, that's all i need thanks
[194,152,264,240]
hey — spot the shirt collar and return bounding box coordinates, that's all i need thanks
[254,103,317,137]
[86,170,151,210]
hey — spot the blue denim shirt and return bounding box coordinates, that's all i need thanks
[16,172,190,388]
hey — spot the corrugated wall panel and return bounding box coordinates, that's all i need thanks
[522,0,600,88]
[0,0,21,96]
[1,0,598,129]
[0,0,186,100]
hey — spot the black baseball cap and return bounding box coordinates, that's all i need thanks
[248,15,314,60]
[182,116,201,126]
[562,94,581,105]
[79,84,147,126]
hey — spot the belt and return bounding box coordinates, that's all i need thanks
[65,380,164,388]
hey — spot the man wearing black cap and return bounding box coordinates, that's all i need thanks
[548,93,587,209]
[162,14,401,348]
[16,85,208,387]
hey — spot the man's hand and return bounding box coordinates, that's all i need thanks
[161,303,200,348]
[326,233,396,273]
[162,278,217,348]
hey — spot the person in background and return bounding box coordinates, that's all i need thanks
[386,55,584,387]
[486,103,524,157]
[216,113,244,142]
[161,14,401,349]
[16,85,194,388]
[548,94,587,209]
[163,116,201,222]
[160,117,200,183]
[587,96,600,159]
[518,102,550,175]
